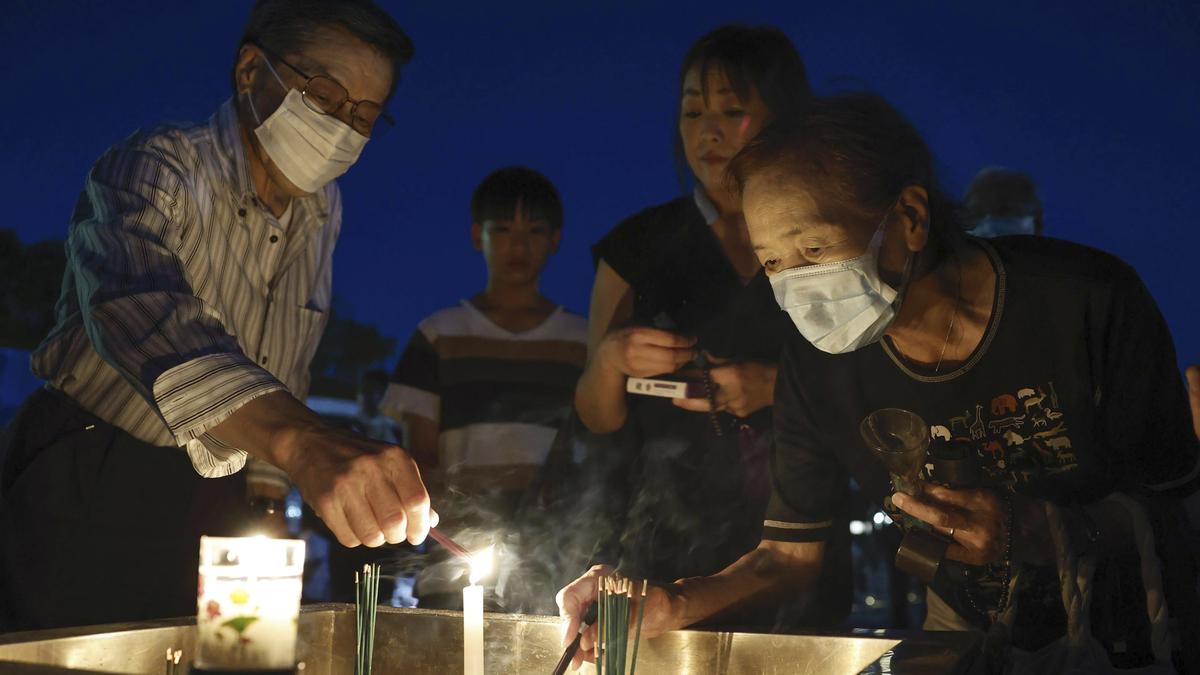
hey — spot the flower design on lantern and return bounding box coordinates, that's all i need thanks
[220,615,261,646]
[206,600,222,620]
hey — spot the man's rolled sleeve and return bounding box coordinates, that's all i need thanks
[153,351,286,447]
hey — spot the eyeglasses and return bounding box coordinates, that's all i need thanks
[257,45,395,138]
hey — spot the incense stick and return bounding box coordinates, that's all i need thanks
[428,527,473,559]
[629,579,647,675]
[356,563,381,675]
[596,577,604,675]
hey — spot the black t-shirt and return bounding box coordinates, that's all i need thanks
[591,194,851,628]
[766,236,1199,652]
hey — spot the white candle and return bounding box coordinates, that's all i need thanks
[463,583,484,675]
[196,536,305,671]
[463,546,493,675]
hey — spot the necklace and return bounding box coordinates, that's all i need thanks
[934,257,964,374]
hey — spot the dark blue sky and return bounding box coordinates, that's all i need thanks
[1,1,1197,367]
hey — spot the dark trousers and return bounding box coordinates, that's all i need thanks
[0,388,248,632]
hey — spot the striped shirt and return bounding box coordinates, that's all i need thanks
[31,99,340,477]
[382,301,587,492]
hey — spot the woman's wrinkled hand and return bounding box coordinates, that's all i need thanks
[556,565,680,671]
[891,485,1016,566]
[672,357,777,418]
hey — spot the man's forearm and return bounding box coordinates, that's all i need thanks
[670,542,823,629]
[209,390,323,476]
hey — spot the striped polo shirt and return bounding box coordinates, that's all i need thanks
[382,300,587,493]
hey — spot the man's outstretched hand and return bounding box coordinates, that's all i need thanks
[213,391,437,547]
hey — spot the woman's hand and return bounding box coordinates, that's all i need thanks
[556,565,681,671]
[672,358,777,418]
[891,485,1051,566]
[597,327,696,378]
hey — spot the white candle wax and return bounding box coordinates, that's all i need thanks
[463,582,484,675]
[196,536,305,671]
[463,545,493,675]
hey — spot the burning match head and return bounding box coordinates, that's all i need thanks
[468,545,495,585]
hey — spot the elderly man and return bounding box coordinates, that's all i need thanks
[0,0,433,631]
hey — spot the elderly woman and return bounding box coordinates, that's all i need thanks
[566,24,851,630]
[558,94,1199,671]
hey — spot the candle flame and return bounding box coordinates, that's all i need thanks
[468,545,494,585]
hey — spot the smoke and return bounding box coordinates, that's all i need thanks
[375,434,618,617]
[374,399,815,633]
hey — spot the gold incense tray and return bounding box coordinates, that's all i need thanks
[0,604,982,674]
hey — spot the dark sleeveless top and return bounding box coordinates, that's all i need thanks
[590,195,851,629]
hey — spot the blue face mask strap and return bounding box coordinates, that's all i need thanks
[259,55,288,90]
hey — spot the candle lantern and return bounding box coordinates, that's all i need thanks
[195,536,305,673]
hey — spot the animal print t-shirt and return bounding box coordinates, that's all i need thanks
[762,237,1199,654]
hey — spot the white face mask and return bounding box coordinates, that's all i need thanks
[769,216,909,354]
[247,59,368,193]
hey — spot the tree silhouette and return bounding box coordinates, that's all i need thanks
[0,229,66,350]
[307,298,398,399]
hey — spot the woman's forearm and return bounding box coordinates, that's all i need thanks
[574,357,630,433]
[669,541,824,629]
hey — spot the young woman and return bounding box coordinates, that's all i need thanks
[569,25,850,628]
[559,94,1199,671]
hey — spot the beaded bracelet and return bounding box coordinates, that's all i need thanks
[963,490,1014,621]
[701,366,725,437]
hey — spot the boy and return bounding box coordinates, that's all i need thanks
[383,166,586,544]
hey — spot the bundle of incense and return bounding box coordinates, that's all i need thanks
[428,527,472,559]
[356,563,381,675]
[592,574,646,675]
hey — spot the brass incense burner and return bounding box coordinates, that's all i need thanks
[0,604,982,674]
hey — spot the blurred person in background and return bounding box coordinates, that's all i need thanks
[356,369,403,445]
[963,167,1044,238]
